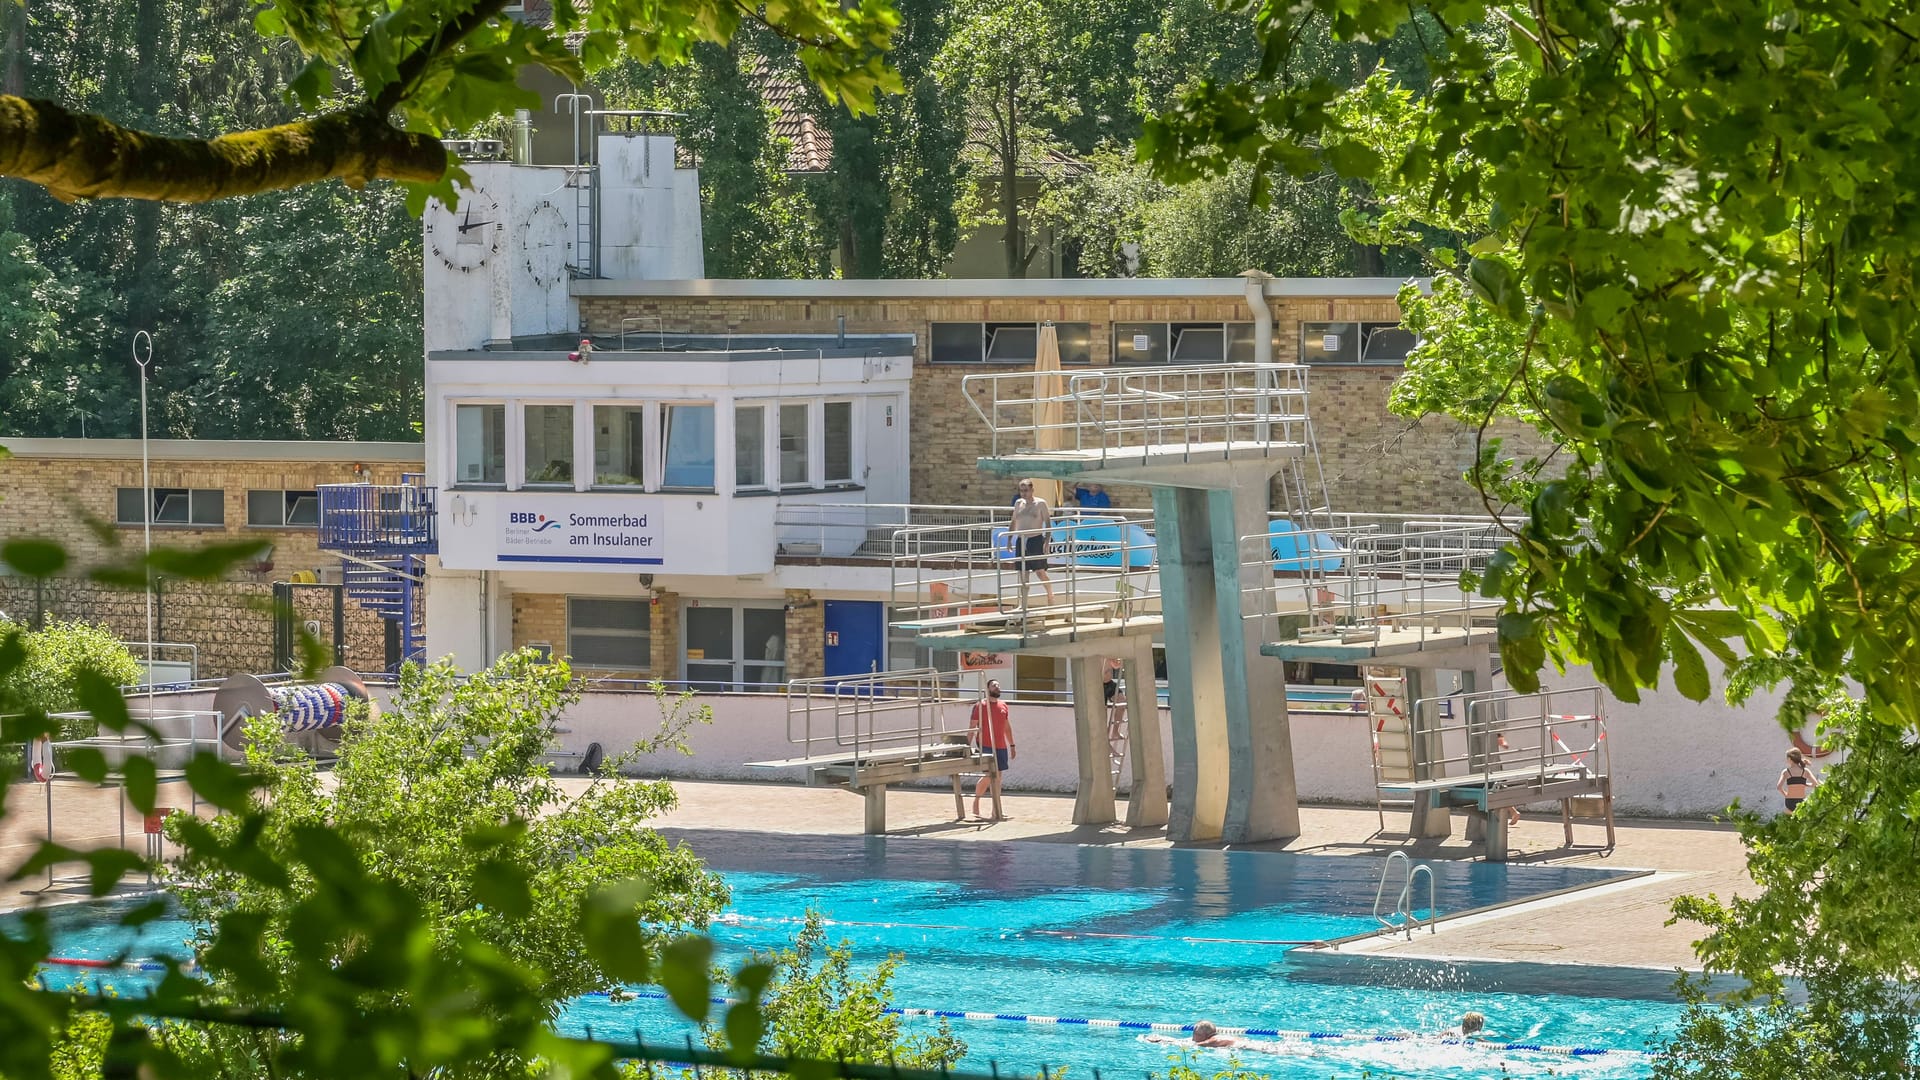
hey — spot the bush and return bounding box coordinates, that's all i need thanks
[0,618,142,739]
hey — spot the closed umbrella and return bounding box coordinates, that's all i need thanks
[1031,322,1066,507]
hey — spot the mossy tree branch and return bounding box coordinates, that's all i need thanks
[0,96,448,202]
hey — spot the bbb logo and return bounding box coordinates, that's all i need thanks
[510,512,561,532]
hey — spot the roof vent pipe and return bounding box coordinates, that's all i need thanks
[1242,272,1274,365]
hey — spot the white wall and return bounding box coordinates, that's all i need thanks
[556,670,1808,818]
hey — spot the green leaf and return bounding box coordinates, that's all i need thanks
[67,747,108,783]
[123,755,158,815]
[84,848,147,896]
[184,753,257,812]
[1325,140,1382,179]
[472,858,533,920]
[660,936,715,1023]
[146,541,272,581]
[0,539,67,578]
[75,668,134,733]
[579,881,655,984]
[1467,255,1526,321]
[723,1000,765,1063]
[1667,623,1711,702]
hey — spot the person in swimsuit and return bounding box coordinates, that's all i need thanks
[1777,747,1818,811]
[1009,480,1055,613]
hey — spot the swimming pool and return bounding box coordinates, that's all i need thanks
[22,831,1683,1079]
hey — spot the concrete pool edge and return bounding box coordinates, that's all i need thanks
[1310,867,1667,956]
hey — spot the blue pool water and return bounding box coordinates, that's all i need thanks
[21,831,1686,1079]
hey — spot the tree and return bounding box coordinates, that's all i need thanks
[1145,2,1920,1073]
[0,0,904,206]
[0,617,141,738]
[169,652,727,1065]
[935,0,1079,278]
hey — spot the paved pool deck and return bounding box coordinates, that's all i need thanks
[0,775,1748,972]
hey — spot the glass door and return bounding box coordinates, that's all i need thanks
[742,607,787,689]
[684,607,735,690]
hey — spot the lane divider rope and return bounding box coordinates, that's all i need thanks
[43,957,1644,1059]
[715,913,1325,948]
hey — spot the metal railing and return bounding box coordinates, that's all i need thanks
[318,482,438,551]
[889,509,1162,641]
[773,501,1156,561]
[783,668,963,785]
[1240,516,1511,648]
[1409,686,1611,794]
[961,363,1316,461]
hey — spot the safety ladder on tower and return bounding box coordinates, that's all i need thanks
[1364,671,1418,832]
[557,93,596,278]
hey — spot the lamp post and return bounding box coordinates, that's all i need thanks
[132,331,155,713]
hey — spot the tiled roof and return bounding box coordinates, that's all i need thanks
[756,59,835,174]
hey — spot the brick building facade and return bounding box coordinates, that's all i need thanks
[0,440,423,679]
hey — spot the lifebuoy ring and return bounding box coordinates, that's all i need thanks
[30,760,49,783]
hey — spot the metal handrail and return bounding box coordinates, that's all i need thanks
[1372,852,1438,939]
[782,668,959,787]
[317,482,437,550]
[1409,686,1609,792]
[774,501,1155,561]
[887,509,1162,642]
[961,363,1318,462]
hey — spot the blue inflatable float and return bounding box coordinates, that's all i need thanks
[992,517,1156,568]
[1269,519,1343,572]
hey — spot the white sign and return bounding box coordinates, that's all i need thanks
[498,496,665,566]
[1322,333,1342,353]
[1131,333,1151,352]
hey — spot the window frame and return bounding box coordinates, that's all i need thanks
[117,487,224,528]
[566,595,652,672]
[589,402,650,490]
[777,401,812,490]
[822,400,856,487]
[521,401,577,488]
[659,402,718,492]
[734,403,769,491]
[451,400,509,488]
[246,489,320,529]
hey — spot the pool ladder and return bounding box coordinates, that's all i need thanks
[1373,851,1436,940]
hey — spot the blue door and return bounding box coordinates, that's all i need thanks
[824,600,885,678]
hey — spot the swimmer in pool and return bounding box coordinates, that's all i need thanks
[1451,1012,1490,1039]
[1145,1021,1242,1049]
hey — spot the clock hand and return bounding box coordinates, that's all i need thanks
[458,219,495,233]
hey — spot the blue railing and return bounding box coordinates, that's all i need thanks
[318,483,437,553]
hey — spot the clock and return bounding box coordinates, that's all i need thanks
[427,188,503,273]
[521,201,570,288]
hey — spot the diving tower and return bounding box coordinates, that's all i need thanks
[908,363,1330,844]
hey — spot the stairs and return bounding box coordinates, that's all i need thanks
[341,555,425,669]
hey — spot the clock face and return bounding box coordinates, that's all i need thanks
[427,188,503,273]
[521,201,570,288]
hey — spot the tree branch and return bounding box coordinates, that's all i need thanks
[0,96,447,202]
[373,0,515,115]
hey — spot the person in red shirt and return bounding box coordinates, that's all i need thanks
[970,679,1016,820]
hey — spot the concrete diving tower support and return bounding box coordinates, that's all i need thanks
[957,362,1325,844]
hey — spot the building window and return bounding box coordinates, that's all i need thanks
[455,403,506,485]
[117,487,223,527]
[247,489,319,527]
[568,597,650,670]
[931,322,1092,364]
[824,401,854,485]
[1113,322,1169,364]
[593,405,646,487]
[661,404,716,490]
[1301,321,1415,364]
[524,403,575,486]
[779,404,810,488]
[735,404,766,489]
[1116,322,1256,364]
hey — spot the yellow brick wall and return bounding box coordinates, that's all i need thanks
[577,292,1541,516]
[0,452,422,578]
[0,449,423,678]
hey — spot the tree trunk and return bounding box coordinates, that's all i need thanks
[3,0,24,98]
[1002,72,1021,279]
[0,97,447,202]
